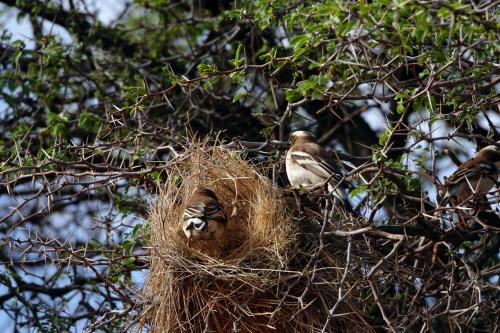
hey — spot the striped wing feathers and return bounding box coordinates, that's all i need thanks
[444,158,497,200]
[446,161,496,186]
[290,143,344,184]
[184,198,226,223]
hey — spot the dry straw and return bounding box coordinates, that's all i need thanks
[140,141,372,332]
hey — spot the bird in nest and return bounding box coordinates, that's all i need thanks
[441,144,499,206]
[182,188,228,246]
[285,130,353,213]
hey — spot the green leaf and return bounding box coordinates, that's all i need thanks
[285,89,302,102]
[405,176,421,192]
[290,34,309,51]
[396,102,406,114]
[297,79,317,94]
[232,91,247,102]
[46,112,70,137]
[162,65,180,85]
[12,39,25,49]
[378,126,393,146]
[77,112,100,133]
[202,77,220,89]
[298,185,309,194]
[229,70,245,83]
[230,43,245,67]
[259,47,276,62]
[197,63,218,76]
[349,185,368,198]
[227,8,246,20]
[124,74,147,99]
[150,170,161,184]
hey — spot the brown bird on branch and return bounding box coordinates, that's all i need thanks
[285,130,353,212]
[182,188,227,246]
[442,145,500,205]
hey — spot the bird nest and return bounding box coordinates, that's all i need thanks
[140,141,371,332]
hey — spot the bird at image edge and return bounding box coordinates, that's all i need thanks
[441,144,500,205]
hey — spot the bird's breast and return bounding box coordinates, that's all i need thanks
[286,155,325,188]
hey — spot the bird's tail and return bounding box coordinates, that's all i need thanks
[328,183,357,216]
[439,194,451,207]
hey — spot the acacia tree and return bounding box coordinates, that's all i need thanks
[0,0,498,331]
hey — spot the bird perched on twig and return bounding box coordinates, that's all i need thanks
[182,188,227,246]
[285,130,352,212]
[441,145,500,206]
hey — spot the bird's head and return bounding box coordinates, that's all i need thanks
[192,188,219,200]
[475,145,500,165]
[184,217,208,231]
[182,218,208,246]
[289,130,317,145]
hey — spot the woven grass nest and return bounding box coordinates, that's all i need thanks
[141,141,372,332]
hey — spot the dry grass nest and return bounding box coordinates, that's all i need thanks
[140,141,373,332]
